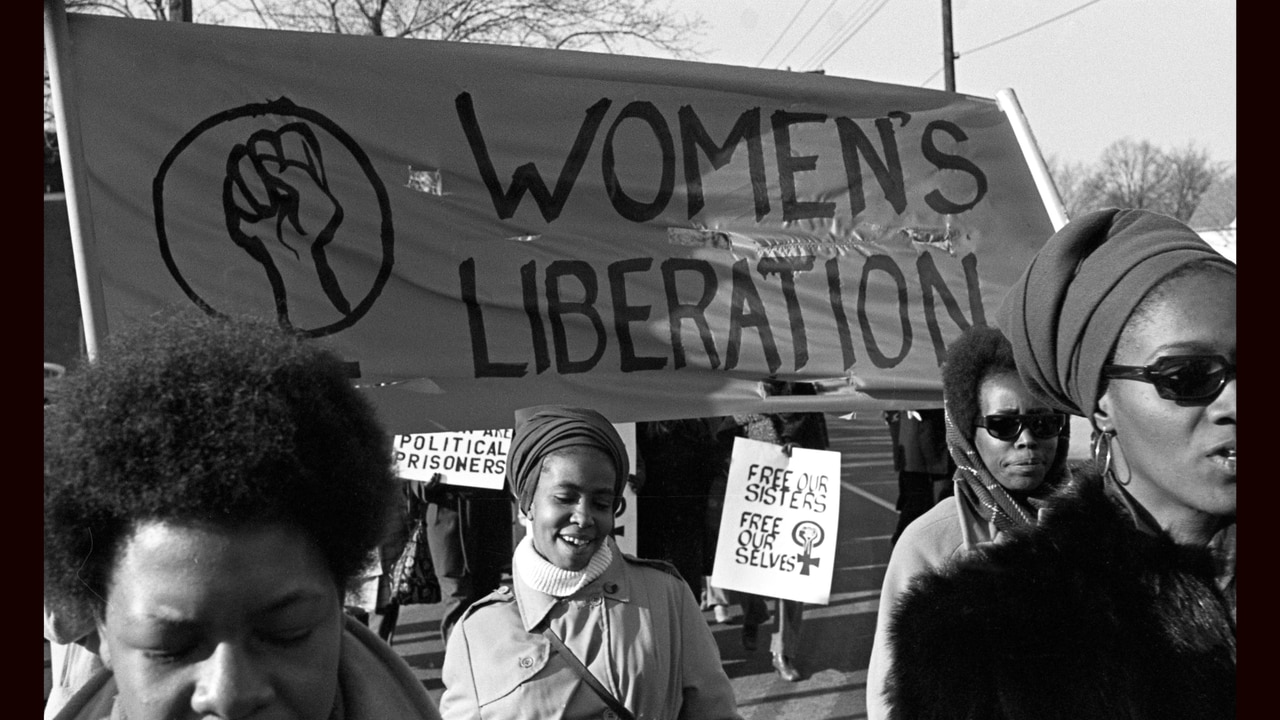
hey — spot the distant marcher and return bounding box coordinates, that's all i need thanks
[635,417,723,601]
[885,408,953,545]
[377,473,512,648]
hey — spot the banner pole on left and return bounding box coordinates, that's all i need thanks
[45,0,108,361]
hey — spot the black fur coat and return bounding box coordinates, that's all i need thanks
[885,467,1235,719]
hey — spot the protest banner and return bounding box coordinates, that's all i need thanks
[47,12,1056,432]
[710,437,841,605]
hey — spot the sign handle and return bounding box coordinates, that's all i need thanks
[997,88,1068,232]
[45,0,108,361]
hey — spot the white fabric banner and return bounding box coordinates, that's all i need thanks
[52,14,1057,432]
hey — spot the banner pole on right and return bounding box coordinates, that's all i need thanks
[45,0,107,361]
[996,88,1069,232]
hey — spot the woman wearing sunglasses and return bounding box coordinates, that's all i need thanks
[864,325,1070,720]
[883,209,1235,719]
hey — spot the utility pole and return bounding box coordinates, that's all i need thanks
[169,0,191,22]
[941,0,956,91]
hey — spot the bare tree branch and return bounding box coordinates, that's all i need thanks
[227,0,704,57]
[1045,154,1102,220]
[1163,143,1226,222]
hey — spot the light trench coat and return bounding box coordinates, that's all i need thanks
[440,540,741,720]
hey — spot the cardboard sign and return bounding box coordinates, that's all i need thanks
[710,436,841,605]
[393,429,512,489]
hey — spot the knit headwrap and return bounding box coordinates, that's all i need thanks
[506,405,629,515]
[945,403,1069,534]
[996,208,1234,418]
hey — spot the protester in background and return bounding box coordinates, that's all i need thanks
[884,408,953,545]
[700,416,739,625]
[440,405,741,720]
[43,313,441,720]
[377,472,511,648]
[864,325,1070,719]
[635,417,722,603]
[728,381,830,683]
[886,209,1236,718]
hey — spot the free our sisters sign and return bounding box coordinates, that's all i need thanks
[52,14,1054,432]
[711,437,842,604]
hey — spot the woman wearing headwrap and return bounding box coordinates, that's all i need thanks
[883,209,1235,719]
[439,405,742,720]
[864,325,1070,719]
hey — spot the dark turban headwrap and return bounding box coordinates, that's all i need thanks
[997,208,1234,419]
[506,405,629,515]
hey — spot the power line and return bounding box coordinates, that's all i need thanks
[919,0,1106,87]
[755,0,819,67]
[808,0,897,71]
[771,0,842,69]
[796,0,881,71]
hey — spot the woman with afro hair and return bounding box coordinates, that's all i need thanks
[44,312,441,720]
[864,325,1070,719]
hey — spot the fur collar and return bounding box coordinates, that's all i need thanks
[885,468,1235,720]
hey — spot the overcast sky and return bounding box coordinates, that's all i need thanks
[665,0,1235,169]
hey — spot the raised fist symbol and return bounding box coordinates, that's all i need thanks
[223,122,349,331]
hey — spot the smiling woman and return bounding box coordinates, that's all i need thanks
[439,405,742,720]
[43,313,441,720]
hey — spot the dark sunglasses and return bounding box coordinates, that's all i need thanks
[1101,354,1235,403]
[974,413,1067,441]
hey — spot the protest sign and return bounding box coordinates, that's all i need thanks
[710,437,841,604]
[50,13,1055,432]
[611,422,639,556]
[393,429,512,490]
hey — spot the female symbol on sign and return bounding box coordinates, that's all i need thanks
[792,521,825,576]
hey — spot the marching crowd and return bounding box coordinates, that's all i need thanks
[44,208,1234,719]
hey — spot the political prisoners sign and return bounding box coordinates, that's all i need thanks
[56,14,1053,432]
[711,437,841,604]
[393,429,512,490]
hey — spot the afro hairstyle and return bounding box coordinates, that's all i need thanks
[941,325,1020,441]
[44,312,399,620]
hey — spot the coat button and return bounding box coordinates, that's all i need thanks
[602,710,620,720]
[519,656,533,668]
[603,582,619,594]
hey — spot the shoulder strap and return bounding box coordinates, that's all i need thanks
[542,626,636,720]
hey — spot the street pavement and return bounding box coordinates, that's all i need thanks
[389,412,901,719]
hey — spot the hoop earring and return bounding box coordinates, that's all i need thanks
[1092,429,1118,482]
